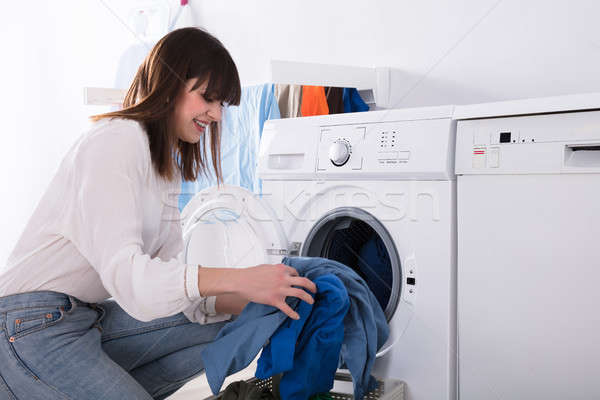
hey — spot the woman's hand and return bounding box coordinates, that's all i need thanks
[233,264,317,320]
[197,263,317,319]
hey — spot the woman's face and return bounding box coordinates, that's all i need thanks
[171,78,223,143]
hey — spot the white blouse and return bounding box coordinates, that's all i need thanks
[0,118,229,324]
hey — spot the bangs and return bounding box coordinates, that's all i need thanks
[189,50,241,107]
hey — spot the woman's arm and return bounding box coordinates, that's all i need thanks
[65,123,202,322]
[215,293,249,315]
[198,264,317,320]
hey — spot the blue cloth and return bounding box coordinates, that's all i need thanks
[323,225,392,315]
[199,286,292,395]
[256,274,349,400]
[200,257,389,400]
[342,88,369,113]
[179,83,280,211]
[358,235,393,314]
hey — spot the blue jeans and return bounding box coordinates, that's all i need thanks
[0,291,226,399]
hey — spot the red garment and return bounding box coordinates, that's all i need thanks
[300,86,329,116]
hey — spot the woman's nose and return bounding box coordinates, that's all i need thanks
[207,102,222,122]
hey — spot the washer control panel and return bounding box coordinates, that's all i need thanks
[329,139,352,166]
[317,126,365,171]
[377,130,411,166]
[259,108,455,180]
[379,130,397,149]
[316,118,454,179]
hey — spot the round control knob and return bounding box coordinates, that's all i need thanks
[329,139,351,166]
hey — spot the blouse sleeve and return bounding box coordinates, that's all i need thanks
[63,123,203,322]
[154,189,230,324]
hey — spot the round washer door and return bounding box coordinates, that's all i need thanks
[301,207,404,357]
[181,185,288,268]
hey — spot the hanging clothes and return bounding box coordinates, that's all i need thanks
[342,88,369,113]
[274,84,303,118]
[178,83,280,211]
[324,87,344,114]
[200,256,389,400]
[300,86,329,116]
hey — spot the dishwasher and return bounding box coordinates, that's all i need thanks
[454,102,600,400]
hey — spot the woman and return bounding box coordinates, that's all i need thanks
[0,28,316,399]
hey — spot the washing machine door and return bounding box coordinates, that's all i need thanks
[181,185,288,268]
[301,207,406,358]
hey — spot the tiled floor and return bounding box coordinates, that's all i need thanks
[167,358,258,400]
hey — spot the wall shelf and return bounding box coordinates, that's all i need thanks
[270,60,394,109]
[83,87,126,106]
[84,60,399,109]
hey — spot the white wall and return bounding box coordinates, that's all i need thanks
[194,0,600,107]
[2,0,600,265]
[0,1,152,265]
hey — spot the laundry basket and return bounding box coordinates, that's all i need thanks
[203,372,405,400]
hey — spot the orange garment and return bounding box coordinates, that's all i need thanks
[300,85,329,116]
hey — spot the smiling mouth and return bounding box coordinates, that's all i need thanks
[193,118,209,132]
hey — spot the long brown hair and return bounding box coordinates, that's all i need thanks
[91,28,241,182]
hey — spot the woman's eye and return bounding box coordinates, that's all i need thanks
[201,94,224,106]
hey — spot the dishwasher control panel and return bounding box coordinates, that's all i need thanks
[456,110,600,175]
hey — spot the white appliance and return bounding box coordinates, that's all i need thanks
[454,95,600,400]
[181,107,458,400]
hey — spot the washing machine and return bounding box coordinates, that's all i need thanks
[180,107,458,400]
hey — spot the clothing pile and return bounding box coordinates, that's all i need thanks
[201,256,389,400]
